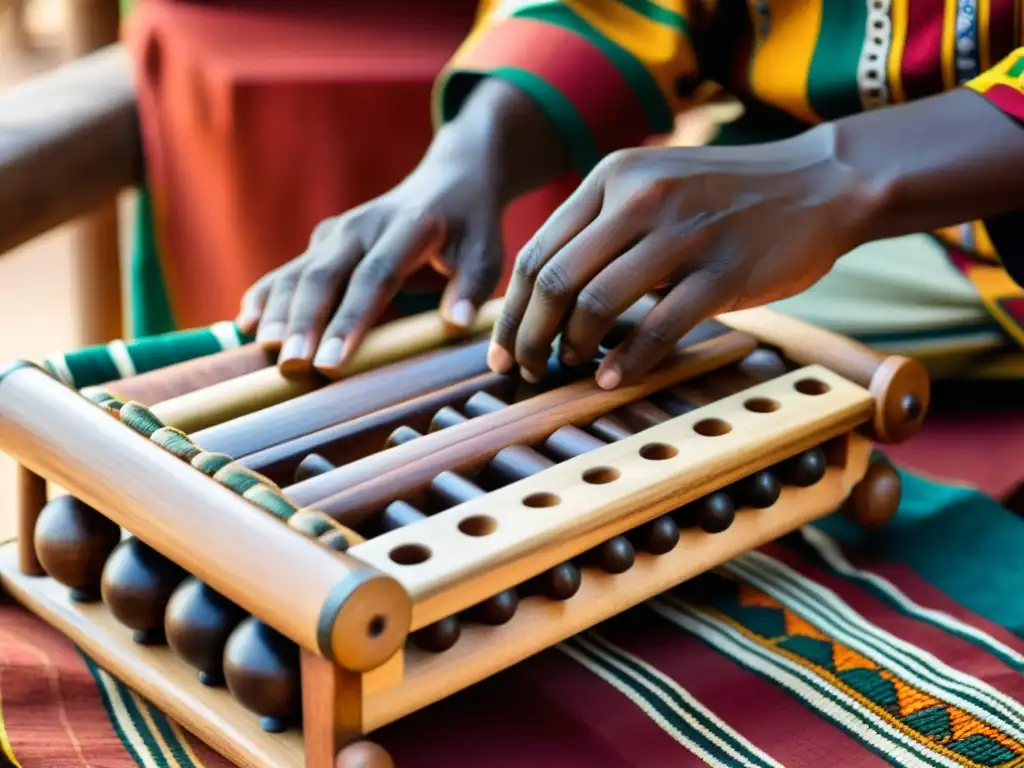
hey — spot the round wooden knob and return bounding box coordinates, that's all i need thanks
[101,537,185,644]
[638,515,680,555]
[590,536,635,574]
[335,742,395,768]
[223,617,301,732]
[868,355,929,443]
[471,589,519,626]
[541,563,581,601]
[690,492,735,534]
[34,495,120,602]
[843,460,901,529]
[165,578,247,686]
[411,616,461,653]
[732,470,781,509]
[777,448,828,487]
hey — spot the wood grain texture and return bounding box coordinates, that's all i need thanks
[0,45,140,256]
[286,331,759,521]
[91,345,276,406]
[16,464,46,574]
[361,434,873,729]
[349,365,874,629]
[192,339,493,459]
[0,363,410,670]
[151,303,500,435]
[242,372,513,483]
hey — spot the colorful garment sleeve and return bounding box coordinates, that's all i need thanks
[964,48,1024,289]
[433,0,702,174]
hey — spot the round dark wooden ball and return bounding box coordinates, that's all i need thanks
[777,448,828,487]
[691,492,735,534]
[165,578,247,686]
[336,742,395,768]
[34,495,121,602]
[543,563,581,601]
[101,537,185,644]
[734,470,781,509]
[738,348,788,381]
[638,515,680,555]
[591,536,635,574]
[411,616,461,653]
[471,589,519,626]
[223,617,301,732]
[843,460,901,529]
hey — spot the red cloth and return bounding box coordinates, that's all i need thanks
[126,0,573,329]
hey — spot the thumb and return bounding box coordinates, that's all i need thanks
[438,232,503,330]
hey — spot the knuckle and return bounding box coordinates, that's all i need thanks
[353,257,399,291]
[626,179,676,214]
[309,217,337,245]
[491,313,520,346]
[535,262,572,302]
[575,285,617,321]
[600,149,636,177]
[399,204,441,234]
[514,240,547,281]
[638,323,676,349]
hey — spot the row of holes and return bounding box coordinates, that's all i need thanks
[387,377,830,567]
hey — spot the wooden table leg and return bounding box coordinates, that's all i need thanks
[17,464,46,575]
[66,0,124,344]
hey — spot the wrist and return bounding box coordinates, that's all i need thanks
[830,89,1024,242]
[429,77,572,205]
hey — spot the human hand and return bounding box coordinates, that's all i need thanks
[235,78,570,376]
[487,126,879,388]
[235,140,503,374]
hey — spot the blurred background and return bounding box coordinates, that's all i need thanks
[0,0,131,540]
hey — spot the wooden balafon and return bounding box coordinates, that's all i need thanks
[0,299,928,768]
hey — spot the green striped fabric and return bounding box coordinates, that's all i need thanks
[43,322,254,390]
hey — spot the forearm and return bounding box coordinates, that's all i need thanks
[831,88,1024,243]
[427,77,573,205]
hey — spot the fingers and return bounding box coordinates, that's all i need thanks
[489,178,603,375]
[514,215,642,381]
[277,235,364,373]
[597,269,729,389]
[559,235,683,366]
[438,231,503,330]
[314,212,444,375]
[235,218,340,335]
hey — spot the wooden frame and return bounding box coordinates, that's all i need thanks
[0,303,930,767]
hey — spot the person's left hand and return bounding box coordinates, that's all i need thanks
[486,128,880,388]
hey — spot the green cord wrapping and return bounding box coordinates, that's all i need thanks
[85,392,361,549]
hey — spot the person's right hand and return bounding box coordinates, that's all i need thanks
[235,138,503,375]
[235,78,571,376]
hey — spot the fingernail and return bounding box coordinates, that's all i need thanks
[313,337,344,369]
[487,343,514,373]
[596,366,621,390]
[520,366,540,384]
[256,321,285,345]
[279,334,310,363]
[560,346,580,366]
[447,299,476,329]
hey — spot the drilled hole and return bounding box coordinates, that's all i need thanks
[458,515,498,537]
[693,418,732,437]
[744,397,780,414]
[367,615,387,638]
[583,466,620,485]
[795,378,830,396]
[389,543,431,566]
[639,442,678,461]
[523,492,560,508]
